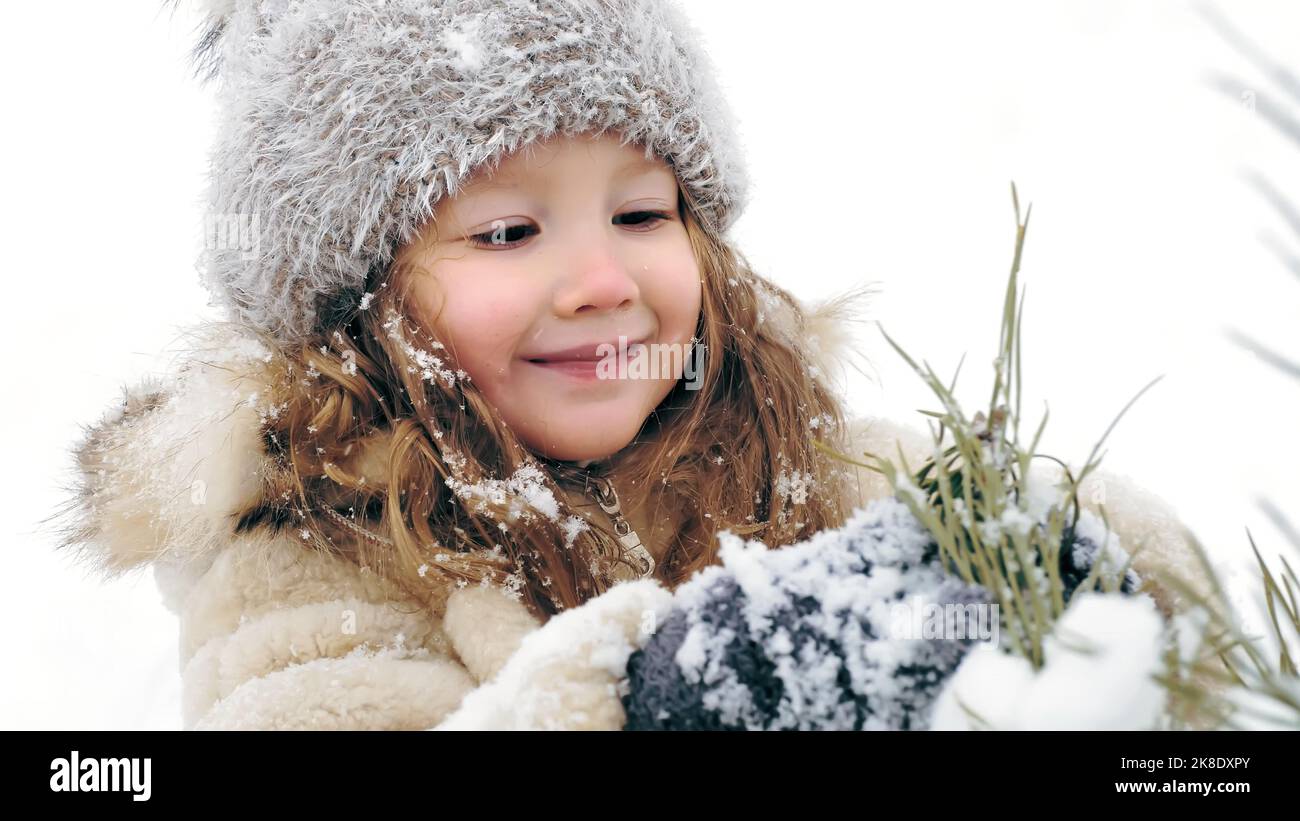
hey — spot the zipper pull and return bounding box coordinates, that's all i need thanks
[588,476,656,580]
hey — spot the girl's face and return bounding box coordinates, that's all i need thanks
[398,133,702,462]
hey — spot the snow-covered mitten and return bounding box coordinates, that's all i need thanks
[928,591,1168,730]
[621,498,991,730]
[621,498,1139,731]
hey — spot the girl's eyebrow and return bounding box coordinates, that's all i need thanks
[475,155,668,192]
[475,176,520,192]
[614,155,670,179]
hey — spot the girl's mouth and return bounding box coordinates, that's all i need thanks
[526,359,604,380]
[521,336,649,381]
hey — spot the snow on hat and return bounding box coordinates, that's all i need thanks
[180,0,750,344]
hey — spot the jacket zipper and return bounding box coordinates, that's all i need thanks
[586,475,656,582]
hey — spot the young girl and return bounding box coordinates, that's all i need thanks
[56,0,1203,730]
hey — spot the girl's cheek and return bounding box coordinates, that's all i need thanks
[440,282,536,381]
[646,250,702,341]
[406,256,533,391]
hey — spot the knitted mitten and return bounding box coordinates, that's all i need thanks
[621,497,1137,730]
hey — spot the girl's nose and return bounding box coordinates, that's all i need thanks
[553,249,641,317]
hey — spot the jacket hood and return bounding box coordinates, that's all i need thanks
[51,287,873,584]
[51,321,288,583]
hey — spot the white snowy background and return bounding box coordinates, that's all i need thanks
[5,0,1299,728]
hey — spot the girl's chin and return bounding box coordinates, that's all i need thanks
[491,385,675,460]
[515,420,646,463]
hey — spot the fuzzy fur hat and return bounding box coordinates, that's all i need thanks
[178,0,749,344]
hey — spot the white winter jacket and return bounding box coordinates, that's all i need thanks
[55,298,1203,730]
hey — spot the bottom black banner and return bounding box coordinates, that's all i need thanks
[6,730,1293,806]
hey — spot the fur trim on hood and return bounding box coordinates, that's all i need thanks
[51,321,284,585]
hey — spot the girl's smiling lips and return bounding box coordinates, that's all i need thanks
[520,337,649,363]
[520,337,649,381]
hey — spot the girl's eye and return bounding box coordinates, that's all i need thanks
[467,221,538,249]
[614,210,672,230]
